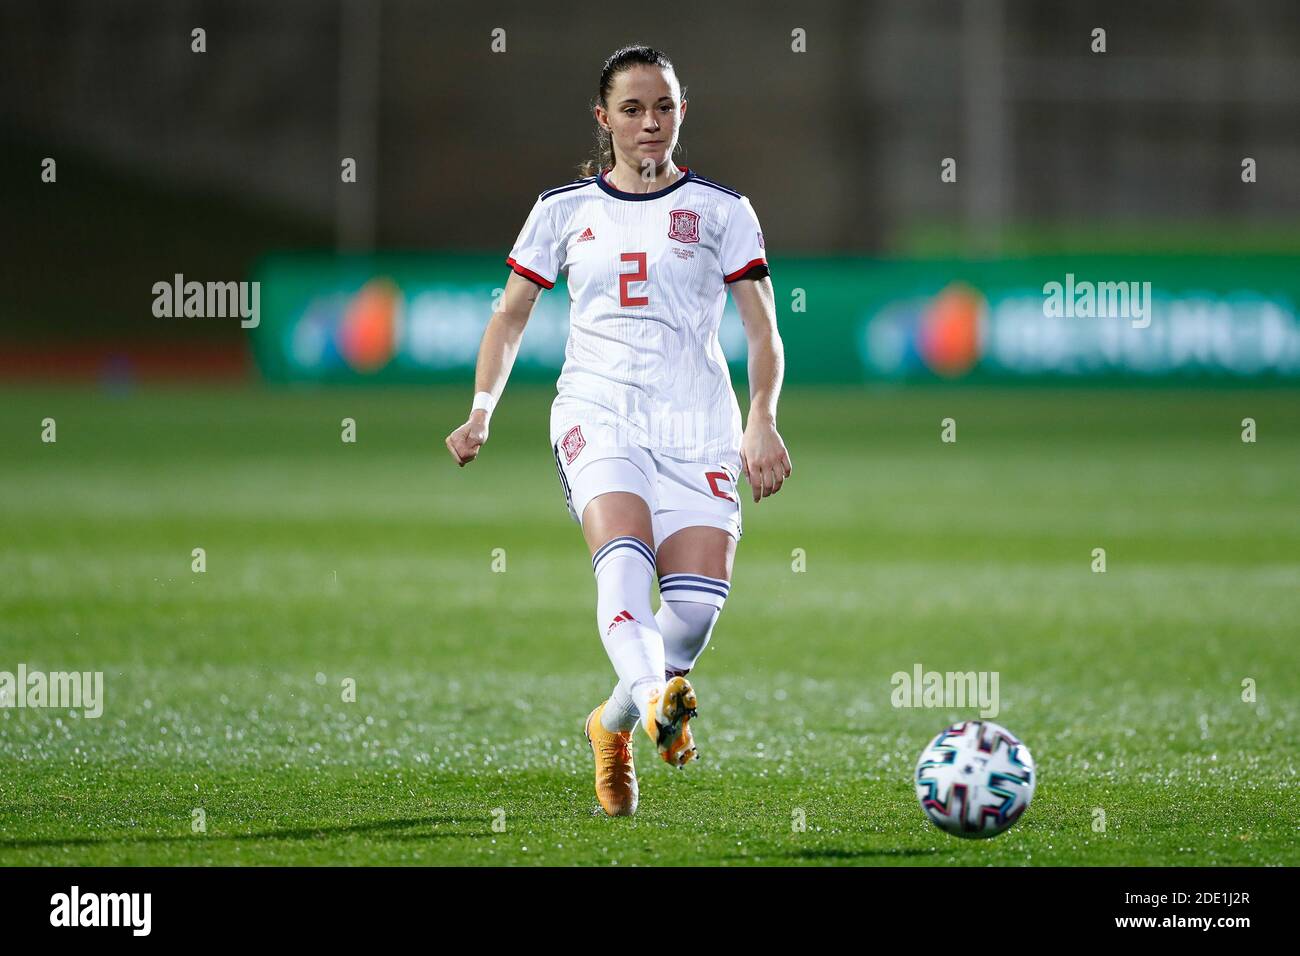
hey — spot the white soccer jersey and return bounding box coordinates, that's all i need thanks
[505,166,769,472]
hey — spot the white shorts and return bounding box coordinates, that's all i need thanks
[551,423,743,552]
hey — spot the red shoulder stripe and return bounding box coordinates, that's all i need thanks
[505,256,556,289]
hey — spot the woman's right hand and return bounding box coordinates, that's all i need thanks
[445,412,489,467]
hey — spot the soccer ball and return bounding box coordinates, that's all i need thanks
[915,720,1036,839]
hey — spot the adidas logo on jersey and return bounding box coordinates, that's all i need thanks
[577,227,596,242]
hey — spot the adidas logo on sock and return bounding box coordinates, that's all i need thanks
[606,609,635,635]
[577,227,595,242]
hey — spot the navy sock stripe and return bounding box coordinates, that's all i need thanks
[659,572,729,586]
[592,537,656,573]
[594,541,656,574]
[594,540,654,569]
[592,534,655,568]
[658,573,729,590]
[593,534,636,565]
[659,583,730,600]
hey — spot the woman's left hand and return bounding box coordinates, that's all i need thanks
[739,419,792,503]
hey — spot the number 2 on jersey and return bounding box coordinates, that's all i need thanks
[619,252,649,307]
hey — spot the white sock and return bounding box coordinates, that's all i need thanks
[593,535,664,731]
[657,573,728,674]
[603,681,641,733]
[602,574,729,733]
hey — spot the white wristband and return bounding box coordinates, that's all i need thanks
[471,391,496,420]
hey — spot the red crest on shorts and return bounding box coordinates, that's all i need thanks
[668,209,700,244]
[705,470,736,503]
[560,424,586,464]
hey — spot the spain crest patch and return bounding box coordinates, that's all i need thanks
[668,209,700,244]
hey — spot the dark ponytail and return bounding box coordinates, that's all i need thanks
[578,44,686,178]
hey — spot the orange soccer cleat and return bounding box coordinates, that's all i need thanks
[584,701,639,816]
[643,676,699,768]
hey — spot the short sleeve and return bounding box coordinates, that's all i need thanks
[506,196,559,289]
[720,196,770,284]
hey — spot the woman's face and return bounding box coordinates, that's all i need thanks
[598,64,686,173]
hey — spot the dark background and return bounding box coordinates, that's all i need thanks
[2,0,1297,354]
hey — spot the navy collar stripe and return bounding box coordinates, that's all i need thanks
[595,167,696,201]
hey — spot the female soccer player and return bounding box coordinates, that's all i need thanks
[446,45,791,816]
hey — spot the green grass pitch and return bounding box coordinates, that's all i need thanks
[0,384,1296,866]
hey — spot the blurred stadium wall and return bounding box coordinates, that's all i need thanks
[2,0,1298,383]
